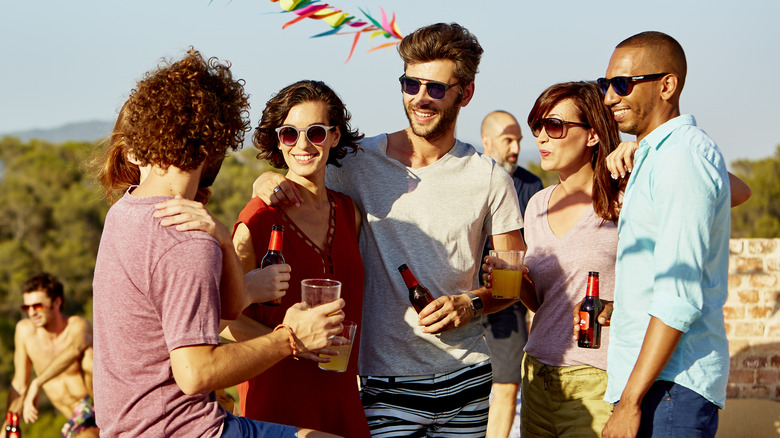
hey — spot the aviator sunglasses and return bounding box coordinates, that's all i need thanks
[597,73,668,96]
[531,118,590,139]
[275,124,335,146]
[399,75,461,100]
[21,302,46,312]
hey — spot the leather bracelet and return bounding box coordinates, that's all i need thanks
[273,324,299,360]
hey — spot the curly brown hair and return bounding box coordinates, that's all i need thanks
[121,48,250,173]
[93,100,212,204]
[527,81,626,222]
[254,80,363,169]
[397,23,483,86]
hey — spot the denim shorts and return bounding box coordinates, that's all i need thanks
[636,380,719,438]
[221,411,298,438]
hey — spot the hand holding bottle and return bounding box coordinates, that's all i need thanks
[417,293,476,334]
[572,299,613,342]
[243,264,291,307]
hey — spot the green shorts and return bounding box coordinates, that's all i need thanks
[521,353,612,437]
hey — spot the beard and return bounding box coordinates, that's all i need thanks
[617,99,655,137]
[404,97,461,141]
[500,154,518,173]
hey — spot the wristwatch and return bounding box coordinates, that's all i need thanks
[466,292,483,317]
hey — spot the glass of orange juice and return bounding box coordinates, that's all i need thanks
[489,250,524,299]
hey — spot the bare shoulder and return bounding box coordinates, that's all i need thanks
[65,316,93,345]
[15,318,36,336]
[66,315,91,331]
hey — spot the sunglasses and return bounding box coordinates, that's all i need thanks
[399,75,461,100]
[275,124,335,146]
[597,73,668,96]
[531,118,590,139]
[21,302,45,312]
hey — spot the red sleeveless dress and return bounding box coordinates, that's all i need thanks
[234,190,368,437]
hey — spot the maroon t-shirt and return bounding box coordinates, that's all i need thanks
[93,191,225,437]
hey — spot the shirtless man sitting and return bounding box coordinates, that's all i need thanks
[4,273,98,438]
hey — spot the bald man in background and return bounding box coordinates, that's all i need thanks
[480,111,543,438]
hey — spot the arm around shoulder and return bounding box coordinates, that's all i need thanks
[728,172,751,207]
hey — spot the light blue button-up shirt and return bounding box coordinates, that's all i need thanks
[605,115,731,408]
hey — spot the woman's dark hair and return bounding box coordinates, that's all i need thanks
[254,80,362,169]
[527,81,626,221]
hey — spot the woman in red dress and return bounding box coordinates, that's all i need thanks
[223,80,368,437]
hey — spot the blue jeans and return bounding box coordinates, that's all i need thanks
[221,411,298,437]
[637,380,719,438]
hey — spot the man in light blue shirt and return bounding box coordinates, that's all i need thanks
[598,31,730,437]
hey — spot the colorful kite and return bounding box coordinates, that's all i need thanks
[268,0,403,63]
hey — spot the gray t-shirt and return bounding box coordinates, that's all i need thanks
[327,134,522,376]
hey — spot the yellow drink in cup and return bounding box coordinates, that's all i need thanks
[489,250,525,299]
[318,321,357,372]
[318,343,353,372]
[491,268,523,299]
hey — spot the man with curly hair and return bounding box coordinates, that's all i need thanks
[92,48,343,438]
[253,23,525,437]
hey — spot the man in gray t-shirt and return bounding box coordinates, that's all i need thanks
[255,23,525,436]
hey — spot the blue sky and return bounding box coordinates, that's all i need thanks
[2,0,777,166]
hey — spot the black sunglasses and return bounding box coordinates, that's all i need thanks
[531,118,590,139]
[21,302,45,312]
[275,124,335,146]
[597,73,668,96]
[399,75,461,100]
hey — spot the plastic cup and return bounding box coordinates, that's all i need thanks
[300,279,341,309]
[489,250,524,299]
[318,320,357,372]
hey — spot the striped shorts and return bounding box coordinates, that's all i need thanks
[360,360,492,437]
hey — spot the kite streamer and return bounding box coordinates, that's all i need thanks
[270,0,403,63]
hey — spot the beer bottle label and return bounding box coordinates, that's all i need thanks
[579,311,590,331]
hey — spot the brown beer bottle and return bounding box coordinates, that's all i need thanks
[578,271,604,349]
[398,264,434,313]
[261,225,285,306]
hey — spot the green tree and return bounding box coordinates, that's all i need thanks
[524,160,558,187]
[731,145,780,238]
[0,138,106,319]
[208,147,279,230]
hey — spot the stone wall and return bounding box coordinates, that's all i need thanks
[726,238,780,400]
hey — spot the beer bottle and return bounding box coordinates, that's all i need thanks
[261,225,285,306]
[398,264,434,313]
[8,412,20,438]
[578,271,603,348]
[5,412,12,436]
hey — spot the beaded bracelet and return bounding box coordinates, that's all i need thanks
[274,324,299,360]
